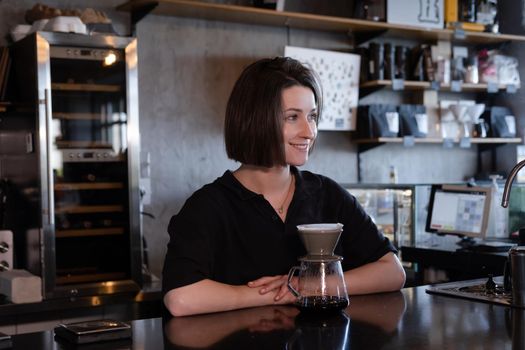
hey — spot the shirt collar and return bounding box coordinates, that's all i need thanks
[217,170,258,200]
[216,166,320,201]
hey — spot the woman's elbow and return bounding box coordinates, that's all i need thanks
[384,253,406,291]
[164,289,193,317]
[394,265,406,290]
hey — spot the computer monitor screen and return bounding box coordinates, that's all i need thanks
[425,185,491,240]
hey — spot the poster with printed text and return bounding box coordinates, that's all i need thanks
[284,46,360,131]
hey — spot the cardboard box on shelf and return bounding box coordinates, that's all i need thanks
[387,0,444,29]
[445,0,458,24]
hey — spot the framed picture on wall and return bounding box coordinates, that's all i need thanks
[284,46,360,131]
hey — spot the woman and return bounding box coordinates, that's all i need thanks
[163,57,405,317]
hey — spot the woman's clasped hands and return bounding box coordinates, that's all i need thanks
[248,275,298,304]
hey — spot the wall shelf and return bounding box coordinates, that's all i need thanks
[116,0,525,44]
[355,137,522,144]
[360,80,519,94]
[355,137,522,152]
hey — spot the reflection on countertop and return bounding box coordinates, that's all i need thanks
[164,291,406,349]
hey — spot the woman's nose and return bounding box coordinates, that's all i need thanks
[300,118,317,139]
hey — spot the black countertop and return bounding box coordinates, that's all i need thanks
[0,281,162,317]
[6,283,525,349]
[0,281,163,334]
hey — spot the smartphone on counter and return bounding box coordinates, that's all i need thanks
[54,319,132,344]
[0,332,12,349]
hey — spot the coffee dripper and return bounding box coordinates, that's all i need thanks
[287,223,349,313]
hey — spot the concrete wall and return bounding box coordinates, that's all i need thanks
[0,0,523,277]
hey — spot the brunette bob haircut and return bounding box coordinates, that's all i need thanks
[224,57,323,167]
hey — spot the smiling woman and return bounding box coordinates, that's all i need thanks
[162,57,406,317]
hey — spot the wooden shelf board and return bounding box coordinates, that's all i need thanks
[56,272,127,285]
[468,137,522,144]
[55,141,113,149]
[53,112,104,120]
[55,182,124,191]
[117,0,525,43]
[361,80,520,92]
[56,227,125,238]
[52,83,121,92]
[55,205,124,214]
[354,137,522,144]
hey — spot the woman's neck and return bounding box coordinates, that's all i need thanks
[234,164,295,219]
[234,165,295,219]
[233,164,292,194]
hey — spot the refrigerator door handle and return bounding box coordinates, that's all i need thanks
[44,88,54,226]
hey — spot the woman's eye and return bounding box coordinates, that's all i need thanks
[308,113,318,122]
[285,114,298,121]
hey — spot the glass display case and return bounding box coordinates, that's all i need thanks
[344,184,423,249]
[2,32,142,299]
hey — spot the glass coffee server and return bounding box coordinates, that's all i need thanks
[8,32,142,299]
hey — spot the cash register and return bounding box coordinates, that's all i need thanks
[425,184,514,252]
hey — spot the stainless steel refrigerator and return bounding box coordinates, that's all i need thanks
[3,32,142,299]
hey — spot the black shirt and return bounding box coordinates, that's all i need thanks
[162,167,396,294]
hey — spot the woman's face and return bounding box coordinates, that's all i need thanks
[281,85,318,166]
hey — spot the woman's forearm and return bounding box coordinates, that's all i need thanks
[164,252,405,316]
[164,279,285,316]
[344,252,406,295]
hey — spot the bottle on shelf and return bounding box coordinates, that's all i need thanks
[389,165,398,184]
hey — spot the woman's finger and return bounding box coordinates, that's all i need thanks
[247,275,283,288]
[252,276,288,294]
[274,276,298,301]
[274,282,292,301]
